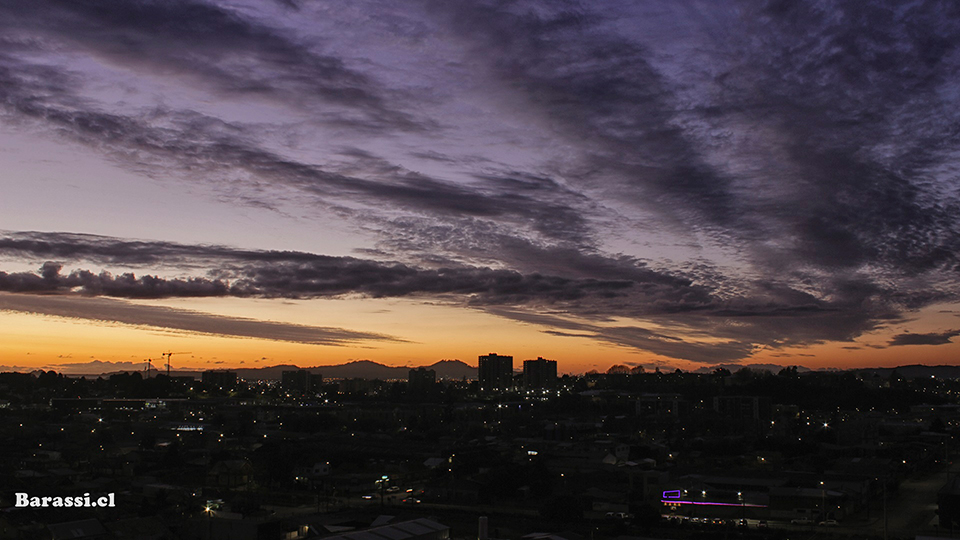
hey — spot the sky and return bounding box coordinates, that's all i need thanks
[2,0,960,374]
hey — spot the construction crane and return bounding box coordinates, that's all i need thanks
[143,358,157,378]
[161,352,192,377]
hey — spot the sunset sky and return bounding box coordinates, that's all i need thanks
[3,0,960,374]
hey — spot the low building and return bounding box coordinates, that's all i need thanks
[636,393,685,419]
[47,519,109,540]
[324,518,450,540]
[939,476,960,529]
[713,395,772,422]
[202,370,238,391]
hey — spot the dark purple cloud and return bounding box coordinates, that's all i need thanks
[417,0,960,287]
[0,229,935,361]
[0,0,422,130]
[0,234,655,304]
[2,1,960,363]
[0,56,595,247]
[888,330,960,347]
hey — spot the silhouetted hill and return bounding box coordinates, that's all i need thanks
[428,359,477,380]
[81,362,960,381]
[853,364,960,379]
[54,359,477,380]
[233,359,477,380]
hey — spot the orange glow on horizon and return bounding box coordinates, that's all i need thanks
[3,296,960,375]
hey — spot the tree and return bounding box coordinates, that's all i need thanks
[778,366,800,378]
[733,367,756,382]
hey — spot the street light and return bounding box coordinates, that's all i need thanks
[205,505,213,540]
[377,475,390,508]
[820,481,825,521]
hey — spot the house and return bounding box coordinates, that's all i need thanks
[323,518,450,540]
[47,519,109,540]
[208,459,254,488]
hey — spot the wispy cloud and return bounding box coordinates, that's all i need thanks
[0,0,422,130]
[0,292,401,346]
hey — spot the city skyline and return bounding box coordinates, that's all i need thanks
[4,0,960,373]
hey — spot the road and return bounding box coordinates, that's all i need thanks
[854,460,960,536]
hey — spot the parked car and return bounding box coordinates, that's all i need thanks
[819,519,839,526]
[791,517,814,525]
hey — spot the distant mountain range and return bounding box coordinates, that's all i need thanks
[850,364,960,379]
[65,359,478,380]
[686,363,960,379]
[43,360,960,381]
[230,359,478,381]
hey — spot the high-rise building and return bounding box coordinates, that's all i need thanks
[202,370,238,390]
[713,395,772,422]
[281,369,323,395]
[408,367,437,395]
[523,357,558,391]
[478,353,513,393]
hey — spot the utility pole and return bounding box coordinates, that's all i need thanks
[205,504,214,540]
[378,475,388,509]
[883,480,888,540]
[820,481,826,521]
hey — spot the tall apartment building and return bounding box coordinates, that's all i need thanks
[713,395,772,422]
[281,369,323,395]
[478,353,514,393]
[523,357,558,391]
[202,370,238,390]
[408,367,437,394]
